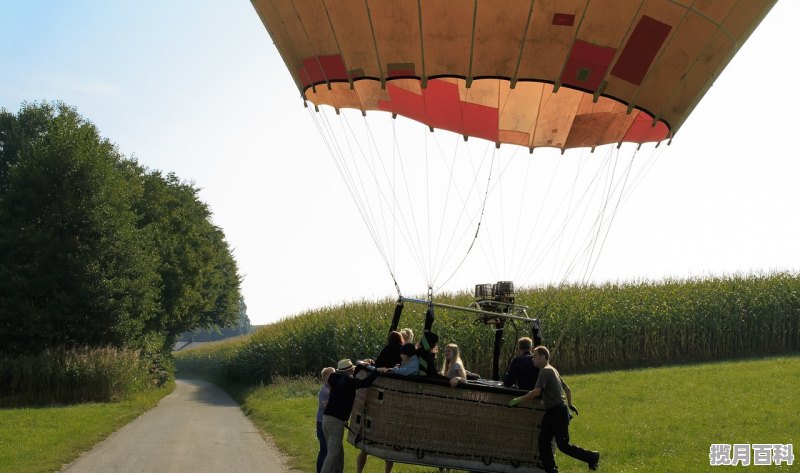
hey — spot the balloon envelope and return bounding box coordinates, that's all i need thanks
[252,0,775,150]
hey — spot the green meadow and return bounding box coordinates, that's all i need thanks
[0,383,173,473]
[215,355,799,473]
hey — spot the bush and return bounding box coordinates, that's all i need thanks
[136,333,175,388]
[0,346,153,406]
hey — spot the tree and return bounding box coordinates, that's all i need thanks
[0,104,52,192]
[178,296,251,343]
[236,296,251,334]
[0,103,159,354]
[132,171,242,347]
[0,101,242,355]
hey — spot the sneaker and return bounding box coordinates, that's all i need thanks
[588,451,600,470]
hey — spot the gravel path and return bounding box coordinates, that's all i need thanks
[60,379,298,473]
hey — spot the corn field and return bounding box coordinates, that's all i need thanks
[175,272,800,385]
[0,346,153,406]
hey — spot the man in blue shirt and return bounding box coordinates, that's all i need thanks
[503,336,539,390]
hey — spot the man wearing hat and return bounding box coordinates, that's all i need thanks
[321,358,385,473]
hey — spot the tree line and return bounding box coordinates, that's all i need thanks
[0,102,243,358]
[178,296,251,344]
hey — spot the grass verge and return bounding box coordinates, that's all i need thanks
[0,382,174,473]
[208,355,798,473]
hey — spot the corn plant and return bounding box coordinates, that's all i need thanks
[175,272,800,385]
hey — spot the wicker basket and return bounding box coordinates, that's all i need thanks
[347,373,546,473]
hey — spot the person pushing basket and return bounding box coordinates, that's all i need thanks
[509,346,601,472]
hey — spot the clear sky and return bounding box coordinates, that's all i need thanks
[2,1,798,326]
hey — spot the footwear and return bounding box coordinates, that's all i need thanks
[588,451,600,470]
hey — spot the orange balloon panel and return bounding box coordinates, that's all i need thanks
[252,0,775,150]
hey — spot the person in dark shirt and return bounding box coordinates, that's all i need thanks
[373,330,404,369]
[416,332,447,379]
[321,359,385,473]
[508,346,600,473]
[316,366,335,473]
[357,332,404,473]
[503,336,539,390]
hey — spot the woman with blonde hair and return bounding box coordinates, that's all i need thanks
[441,343,466,379]
[399,327,414,344]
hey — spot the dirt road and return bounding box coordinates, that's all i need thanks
[61,379,297,473]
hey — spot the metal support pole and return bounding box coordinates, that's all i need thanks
[400,297,536,323]
[389,300,404,334]
[492,321,505,381]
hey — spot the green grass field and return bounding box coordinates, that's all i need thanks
[0,383,173,473]
[222,355,799,473]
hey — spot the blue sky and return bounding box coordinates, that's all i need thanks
[2,1,799,325]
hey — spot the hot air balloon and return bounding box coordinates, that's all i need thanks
[252,0,774,149]
[251,1,776,471]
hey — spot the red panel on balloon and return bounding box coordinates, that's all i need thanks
[378,79,499,143]
[552,13,575,26]
[561,40,616,91]
[423,80,463,132]
[611,15,671,85]
[379,84,426,124]
[298,55,348,87]
[462,102,499,143]
[623,111,670,143]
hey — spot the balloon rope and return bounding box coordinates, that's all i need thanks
[428,129,485,287]
[620,143,669,207]
[306,107,404,296]
[551,148,618,283]
[354,114,430,284]
[555,145,641,285]
[520,150,591,283]
[518,148,611,285]
[583,147,638,283]
[357,114,429,279]
[579,143,669,284]
[514,152,561,285]
[579,147,623,282]
[433,147,496,293]
[508,145,535,280]
[424,120,432,286]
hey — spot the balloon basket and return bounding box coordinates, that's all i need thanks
[348,373,546,473]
